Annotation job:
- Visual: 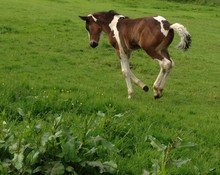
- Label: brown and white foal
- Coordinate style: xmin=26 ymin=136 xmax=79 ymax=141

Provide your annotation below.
xmin=79 ymin=10 xmax=191 ymax=99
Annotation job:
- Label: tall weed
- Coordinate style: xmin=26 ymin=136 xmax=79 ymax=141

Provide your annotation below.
xmin=0 ymin=115 xmax=118 ymax=174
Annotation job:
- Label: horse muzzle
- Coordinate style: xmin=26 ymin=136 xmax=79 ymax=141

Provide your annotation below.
xmin=90 ymin=41 xmax=98 ymax=48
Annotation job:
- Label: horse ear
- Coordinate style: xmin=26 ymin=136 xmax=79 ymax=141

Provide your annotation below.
xmin=79 ymin=16 xmax=89 ymax=21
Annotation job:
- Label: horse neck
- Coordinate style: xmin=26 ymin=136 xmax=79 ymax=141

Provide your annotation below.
xmin=95 ymin=14 xmax=115 ymax=34
xmin=98 ymin=20 xmax=112 ymax=34
xmin=99 ymin=15 xmax=127 ymax=35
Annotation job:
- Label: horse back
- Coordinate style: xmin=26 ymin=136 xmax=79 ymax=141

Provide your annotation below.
xmin=117 ymin=17 xmax=174 ymax=52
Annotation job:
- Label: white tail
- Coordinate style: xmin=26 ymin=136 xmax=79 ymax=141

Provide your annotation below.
xmin=170 ymin=23 xmax=191 ymax=51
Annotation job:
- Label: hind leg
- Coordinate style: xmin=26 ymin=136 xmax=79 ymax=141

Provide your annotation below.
xmin=145 ymin=49 xmax=174 ymax=98
xmin=154 ymin=57 xmax=173 ymax=98
xmin=159 ymin=49 xmax=174 ymax=87
xmin=154 ymin=49 xmax=174 ymax=98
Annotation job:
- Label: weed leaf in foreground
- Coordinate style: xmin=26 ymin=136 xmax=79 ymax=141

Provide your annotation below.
xmin=148 ymin=135 xmax=166 ymax=151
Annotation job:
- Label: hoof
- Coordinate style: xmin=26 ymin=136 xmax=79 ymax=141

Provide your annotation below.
xmin=143 ymin=85 xmax=149 ymax=92
xmin=153 ymin=86 xmax=163 ymax=99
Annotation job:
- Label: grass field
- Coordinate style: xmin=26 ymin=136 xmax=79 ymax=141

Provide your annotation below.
xmin=0 ymin=0 xmax=219 ymax=174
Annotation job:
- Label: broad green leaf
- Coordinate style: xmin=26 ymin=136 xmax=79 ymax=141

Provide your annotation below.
xmin=3 ymin=130 xmax=14 ymax=143
xmin=33 ymin=166 xmax=42 ymax=173
xmin=90 ymin=135 xmax=102 ymax=144
xmin=0 ymin=140 xmax=5 ymax=144
xmin=26 ymin=150 xmax=40 ymax=165
xmin=84 ymin=147 xmax=97 ymax=157
xmin=17 ymin=108 xmax=25 ymax=117
xmin=175 ymin=141 xmax=197 ymax=149
xmin=32 ymin=151 xmax=40 ymax=163
xmin=151 ymin=159 xmax=160 ymax=175
xmin=66 ymin=166 xmax=78 ymax=174
xmin=172 ymin=158 xmax=191 ymax=167
xmin=209 ymin=167 xmax=216 ymax=172
xmin=90 ymin=135 xmax=119 ymax=152
xmin=55 ymin=130 xmax=62 ymax=138
xmin=50 ymin=162 xmax=64 ymax=175
xmin=86 ymin=161 xmax=104 ymax=173
xmin=143 ymin=169 xmax=150 ymax=175
xmin=66 ymin=166 xmax=74 ymax=173
xmin=53 ymin=116 xmax=62 ymax=129
xmin=97 ymin=111 xmax=105 ymax=117
xmin=114 ymin=113 xmax=124 ymax=117
xmin=34 ymin=124 xmax=42 ymax=133
xmin=148 ymin=136 xmax=166 ymax=151
xmin=41 ymin=132 xmax=50 ymax=146
xmin=103 ymin=161 xmax=117 ymax=174
xmin=63 ymin=138 xmax=81 ymax=163
xmin=86 ymin=160 xmax=117 ymax=174
xmin=12 ymin=152 xmax=24 ymax=170
xmin=101 ymin=138 xmax=119 ymax=152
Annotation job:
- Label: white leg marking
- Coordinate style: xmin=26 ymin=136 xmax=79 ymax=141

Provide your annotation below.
xmin=154 ymin=58 xmax=173 ymax=97
xmin=159 ymin=58 xmax=172 ymax=89
xmin=153 ymin=16 xmax=169 ymax=37
xmin=154 ymin=64 xmax=163 ymax=88
xmin=120 ymin=57 xmax=133 ymax=99
xmin=130 ymin=72 xmax=146 ymax=89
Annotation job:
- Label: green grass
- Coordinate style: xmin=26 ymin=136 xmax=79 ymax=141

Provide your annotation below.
xmin=167 ymin=0 xmax=220 ymax=6
xmin=0 ymin=0 xmax=220 ymax=174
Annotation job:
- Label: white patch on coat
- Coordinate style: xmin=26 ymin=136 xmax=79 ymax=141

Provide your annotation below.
xmin=158 ymin=57 xmax=172 ymax=70
xmin=153 ymin=16 xmax=169 ymax=37
xmin=109 ymin=15 xmax=135 ymax=98
xmin=88 ymin=14 xmax=97 ymax=22
xmin=109 ymin=15 xmax=125 ymax=57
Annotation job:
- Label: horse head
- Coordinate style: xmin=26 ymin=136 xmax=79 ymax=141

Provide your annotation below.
xmin=79 ymin=15 xmax=102 ymax=48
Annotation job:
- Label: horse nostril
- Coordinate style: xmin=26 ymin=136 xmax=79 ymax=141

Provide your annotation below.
xmin=90 ymin=41 xmax=98 ymax=48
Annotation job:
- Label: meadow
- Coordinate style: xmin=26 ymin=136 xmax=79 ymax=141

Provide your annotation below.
xmin=0 ymin=0 xmax=219 ymax=174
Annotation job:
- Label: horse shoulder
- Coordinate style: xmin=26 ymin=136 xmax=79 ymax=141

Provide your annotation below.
xmin=108 ymin=32 xmax=119 ymax=50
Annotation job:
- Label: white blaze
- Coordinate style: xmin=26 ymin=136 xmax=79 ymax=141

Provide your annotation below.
xmin=153 ymin=16 xmax=169 ymax=37
xmin=88 ymin=14 xmax=97 ymax=22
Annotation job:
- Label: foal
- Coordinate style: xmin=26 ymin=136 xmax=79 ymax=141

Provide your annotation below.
xmin=79 ymin=10 xmax=191 ymax=99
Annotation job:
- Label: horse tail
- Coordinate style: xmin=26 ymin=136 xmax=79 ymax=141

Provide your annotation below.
xmin=170 ymin=23 xmax=191 ymax=51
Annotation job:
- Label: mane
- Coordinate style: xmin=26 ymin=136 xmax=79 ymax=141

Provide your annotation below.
xmin=93 ymin=10 xmax=128 ymax=23
xmin=93 ymin=10 xmax=120 ymax=16
xmin=108 ymin=10 xmax=120 ymax=15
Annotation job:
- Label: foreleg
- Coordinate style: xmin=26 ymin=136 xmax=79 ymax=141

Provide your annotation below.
xmin=120 ymin=57 xmax=133 ymax=99
xmin=129 ymin=71 xmax=149 ymax=92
